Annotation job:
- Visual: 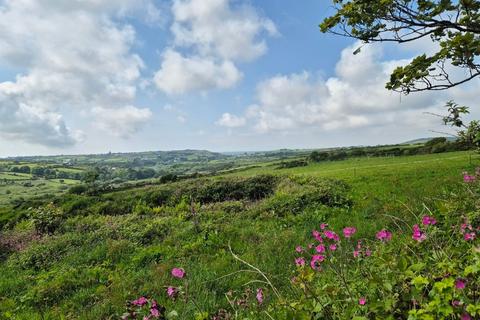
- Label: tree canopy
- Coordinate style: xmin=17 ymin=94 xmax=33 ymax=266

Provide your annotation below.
xmin=320 ymin=0 xmax=480 ymax=94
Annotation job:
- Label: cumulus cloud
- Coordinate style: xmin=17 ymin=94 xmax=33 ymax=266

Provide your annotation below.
xmin=92 ymin=106 xmax=152 ymax=138
xmin=154 ymin=0 xmax=277 ymax=95
xmin=154 ymin=49 xmax=242 ymax=95
xmin=216 ymin=113 xmax=246 ymax=128
xmin=0 ymin=0 xmax=159 ymax=147
xmin=229 ymin=42 xmax=463 ymax=133
xmin=171 ymin=0 xmax=278 ymax=62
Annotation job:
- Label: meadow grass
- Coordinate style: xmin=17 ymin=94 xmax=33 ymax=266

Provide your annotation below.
xmin=0 ymin=151 xmax=478 ymax=319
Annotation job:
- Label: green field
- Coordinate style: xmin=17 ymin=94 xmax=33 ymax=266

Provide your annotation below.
xmin=0 ymin=150 xmax=478 ymax=319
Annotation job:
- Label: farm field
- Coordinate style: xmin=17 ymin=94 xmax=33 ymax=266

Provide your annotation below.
xmin=1 ymin=150 xmax=478 ymax=319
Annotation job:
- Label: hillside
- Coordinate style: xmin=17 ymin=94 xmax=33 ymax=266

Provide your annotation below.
xmin=1 ymin=151 xmax=479 ymax=319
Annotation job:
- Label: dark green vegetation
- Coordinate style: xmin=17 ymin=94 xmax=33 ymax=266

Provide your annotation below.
xmin=0 ymin=149 xmax=479 ymax=318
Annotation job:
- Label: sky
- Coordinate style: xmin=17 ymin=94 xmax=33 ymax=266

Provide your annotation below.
xmin=0 ymin=0 xmax=479 ymax=157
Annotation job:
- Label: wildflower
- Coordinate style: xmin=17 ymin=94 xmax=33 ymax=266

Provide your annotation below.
xmin=365 ymin=249 xmax=372 ymax=256
xmin=356 ymin=240 xmax=362 ymax=250
xmin=315 ymin=244 xmax=325 ymax=253
xmin=329 ymin=244 xmax=337 ymax=251
xmin=464 ymin=232 xmax=476 ymax=241
xmin=343 ymin=227 xmax=357 ymax=238
xmin=324 ymin=230 xmax=339 ymax=241
xmin=312 ymin=230 xmax=323 ymax=242
xmin=143 ymin=317 xmax=150 ymax=320
xmin=461 ymin=313 xmax=472 ymax=320
xmin=412 ymin=224 xmax=426 ymax=242
xmin=295 ymin=246 xmax=304 ymax=253
xmin=463 ymin=173 xmax=476 ymax=183
xmin=295 ymin=257 xmax=305 ymax=267
xmin=150 ymin=307 xmax=161 ymax=318
xmin=171 ymin=268 xmax=185 ymax=279
xmin=452 ymin=300 xmax=462 ymax=307
xmin=422 ymin=216 xmax=437 ymax=226
xmin=376 ymin=229 xmax=392 ymax=242
xmin=353 ymin=250 xmax=360 ymax=258
xmin=310 ymin=254 xmax=324 ymax=270
xmin=455 ymin=279 xmax=466 ymax=290
xmin=359 ymin=297 xmax=366 ymax=305
xmin=166 ymin=286 xmax=177 ymax=298
xmin=256 ymin=288 xmax=264 ymax=304
xmin=320 ymin=223 xmax=328 ymax=230
xmin=132 ymin=296 xmax=148 ymax=306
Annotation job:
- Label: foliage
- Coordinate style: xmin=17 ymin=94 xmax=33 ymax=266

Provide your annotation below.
xmin=29 ymin=203 xmax=65 ymax=235
xmin=320 ymin=0 xmax=480 ymax=93
xmin=0 ymin=152 xmax=479 ymax=318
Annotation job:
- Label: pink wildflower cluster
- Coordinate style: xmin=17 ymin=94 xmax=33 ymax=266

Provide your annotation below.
xmin=343 ymin=227 xmax=357 ymax=238
xmin=123 ymin=297 xmax=164 ymax=320
xmin=460 ymin=220 xmax=477 ymax=241
xmin=463 ymin=172 xmax=476 ymax=183
xmin=166 ymin=267 xmax=186 ymax=300
xmin=295 ymin=223 xmax=345 ymax=271
xmin=353 ymin=240 xmax=371 ymax=258
xmin=376 ymin=229 xmax=392 ymax=242
xmin=422 ymin=215 xmax=437 ymax=226
xmin=412 ymin=224 xmax=427 ymax=242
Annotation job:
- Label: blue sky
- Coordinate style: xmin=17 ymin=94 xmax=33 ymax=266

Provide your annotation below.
xmin=0 ymin=0 xmax=477 ymax=157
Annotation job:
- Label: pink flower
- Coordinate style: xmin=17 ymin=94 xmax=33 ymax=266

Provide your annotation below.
xmin=166 ymin=286 xmax=177 ymax=298
xmin=455 ymin=279 xmax=466 ymax=290
xmin=359 ymin=297 xmax=366 ymax=305
xmin=295 ymin=257 xmax=306 ymax=266
xmin=171 ymin=268 xmax=185 ymax=279
xmin=461 ymin=313 xmax=472 ymax=320
xmin=365 ymin=249 xmax=372 ymax=256
xmin=422 ymin=216 xmax=437 ymax=226
xmin=144 ymin=317 xmax=150 ymax=320
xmin=343 ymin=227 xmax=357 ymax=238
xmin=376 ymin=229 xmax=392 ymax=242
xmin=464 ymin=232 xmax=476 ymax=241
xmin=412 ymin=224 xmax=426 ymax=242
xmin=320 ymin=223 xmax=328 ymax=230
xmin=295 ymin=246 xmax=304 ymax=253
xmin=329 ymin=244 xmax=337 ymax=251
xmin=310 ymin=254 xmax=324 ymax=270
xmin=132 ymin=296 xmax=148 ymax=306
xmin=356 ymin=240 xmax=362 ymax=250
xmin=150 ymin=307 xmax=160 ymax=318
xmin=324 ymin=230 xmax=339 ymax=241
xmin=452 ymin=300 xmax=462 ymax=307
xmin=353 ymin=250 xmax=360 ymax=258
xmin=463 ymin=173 xmax=476 ymax=183
xmin=315 ymin=244 xmax=325 ymax=253
xmin=312 ymin=230 xmax=323 ymax=242
xmin=256 ymin=288 xmax=264 ymax=304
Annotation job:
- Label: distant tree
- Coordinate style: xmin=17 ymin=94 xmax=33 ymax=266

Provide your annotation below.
xmin=19 ymin=166 xmax=31 ymax=174
xmin=425 ymin=137 xmax=448 ymax=147
xmin=321 ymin=0 xmax=480 ymax=94
xmin=309 ymin=151 xmax=330 ymax=162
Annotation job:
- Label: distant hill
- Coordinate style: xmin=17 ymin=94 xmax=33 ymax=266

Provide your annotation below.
xmin=403 ymin=137 xmax=457 ymax=144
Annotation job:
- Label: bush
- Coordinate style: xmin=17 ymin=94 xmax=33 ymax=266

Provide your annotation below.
xmin=29 ymin=203 xmax=65 ymax=235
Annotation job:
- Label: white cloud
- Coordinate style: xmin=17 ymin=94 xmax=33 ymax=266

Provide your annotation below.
xmin=0 ymin=0 xmax=159 ymax=147
xmin=238 ymin=42 xmax=458 ymax=133
xmin=153 ymin=49 xmax=242 ymax=95
xmin=154 ymin=0 xmax=277 ymax=95
xmin=171 ymin=0 xmax=278 ymax=62
xmin=92 ymin=106 xmax=152 ymax=138
xmin=216 ymin=113 xmax=246 ymax=128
